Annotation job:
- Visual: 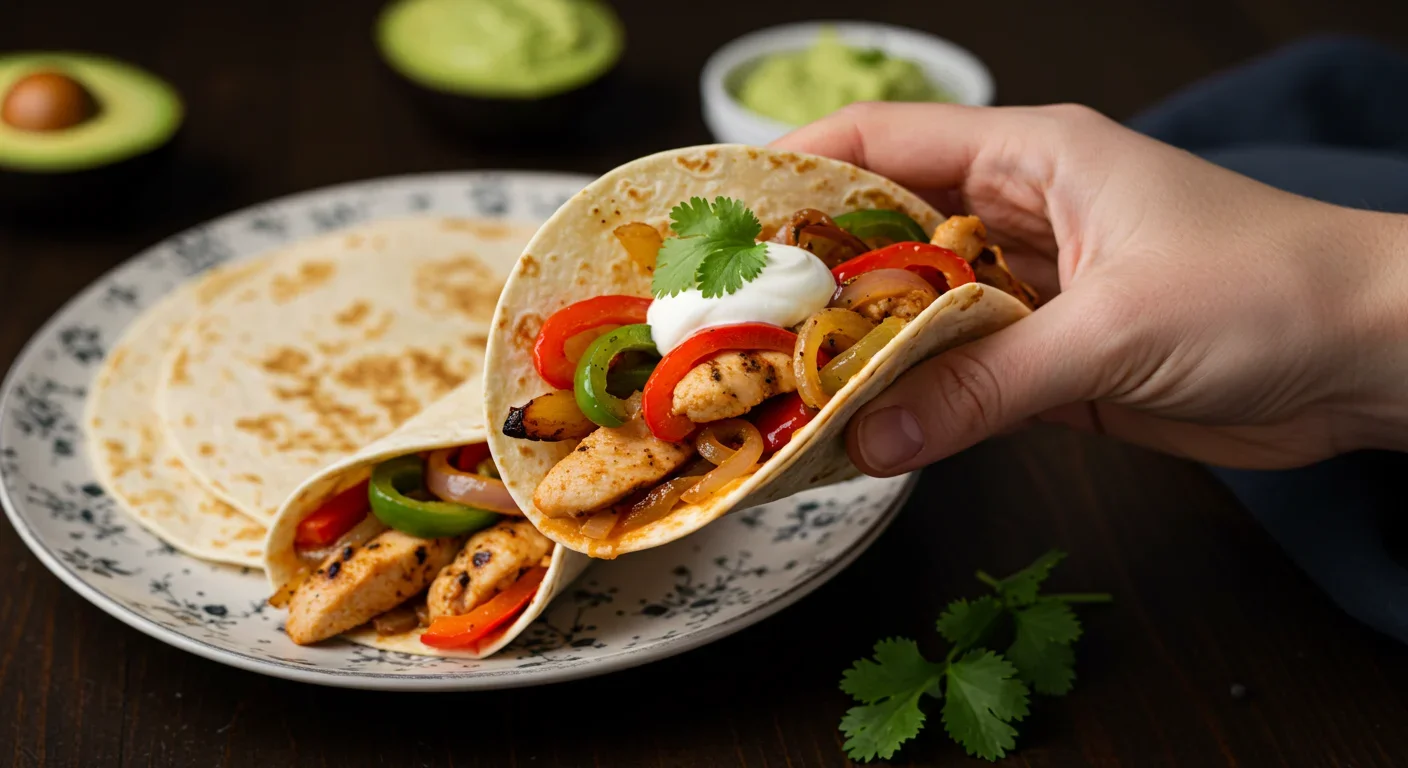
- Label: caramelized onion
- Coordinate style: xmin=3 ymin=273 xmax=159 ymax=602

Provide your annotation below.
xmin=831 ymin=268 xmax=939 ymax=314
xmin=683 ymin=420 xmax=763 ymax=503
xmin=779 ymin=208 xmax=835 ymax=244
xmin=426 ymin=448 xmax=522 ymax=515
xmin=797 ymin=224 xmax=870 ymax=268
xmin=579 ymin=509 xmax=620 ymax=539
xmin=614 ymin=222 xmax=664 ymax=273
xmin=819 ymin=316 xmax=906 ymax=395
xmin=792 ymin=308 xmax=876 ymax=409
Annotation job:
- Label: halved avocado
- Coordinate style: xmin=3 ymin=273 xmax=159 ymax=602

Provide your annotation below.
xmin=0 ymin=52 xmax=183 ymax=223
xmin=374 ymin=0 xmax=624 ymax=143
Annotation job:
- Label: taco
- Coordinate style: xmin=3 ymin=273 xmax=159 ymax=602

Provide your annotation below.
xmin=264 ymin=377 xmax=589 ymax=656
xmin=484 ymin=145 xmax=1037 ymax=559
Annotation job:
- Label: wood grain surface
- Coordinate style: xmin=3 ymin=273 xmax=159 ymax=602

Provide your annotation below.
xmin=2 ymin=0 xmax=1407 ymax=765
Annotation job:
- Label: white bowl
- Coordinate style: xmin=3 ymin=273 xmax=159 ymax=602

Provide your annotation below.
xmin=701 ymin=21 xmax=995 ymax=146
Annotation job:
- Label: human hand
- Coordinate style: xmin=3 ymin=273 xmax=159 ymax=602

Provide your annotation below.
xmin=772 ymin=102 xmax=1408 ymax=473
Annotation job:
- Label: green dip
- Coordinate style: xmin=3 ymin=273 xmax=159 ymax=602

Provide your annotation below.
xmin=376 ymin=0 xmax=623 ymax=98
xmin=736 ymin=28 xmax=953 ymax=126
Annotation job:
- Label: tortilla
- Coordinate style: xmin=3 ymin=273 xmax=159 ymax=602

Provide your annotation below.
xmin=84 ymin=261 xmax=273 ymax=568
xmin=484 ymin=144 xmax=1033 ymax=558
xmin=158 ymin=216 xmax=535 ymax=521
xmin=265 ymin=377 xmax=590 ymax=658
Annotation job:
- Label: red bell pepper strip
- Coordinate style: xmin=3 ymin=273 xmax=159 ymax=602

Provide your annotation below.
xmin=642 ymin=323 xmax=800 ymax=443
xmin=420 ymin=566 xmax=548 ymax=649
xmin=294 ymin=480 xmax=370 ymax=548
xmin=831 ymin=242 xmax=975 ymax=292
xmin=454 ymin=442 xmax=491 ymax=472
xmin=750 ymin=393 xmax=818 ymax=454
xmin=533 ymin=296 xmax=653 ymax=389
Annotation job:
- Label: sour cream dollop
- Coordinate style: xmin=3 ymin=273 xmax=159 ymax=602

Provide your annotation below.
xmin=647 ymin=242 xmax=836 ymax=354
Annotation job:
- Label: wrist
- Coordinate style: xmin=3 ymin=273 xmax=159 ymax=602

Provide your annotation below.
xmin=1332 ymin=208 xmax=1408 ymax=453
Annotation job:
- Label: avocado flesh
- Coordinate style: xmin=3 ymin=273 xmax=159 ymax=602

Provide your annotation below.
xmin=0 ymin=52 xmax=182 ymax=173
xmin=375 ymin=0 xmax=623 ymax=99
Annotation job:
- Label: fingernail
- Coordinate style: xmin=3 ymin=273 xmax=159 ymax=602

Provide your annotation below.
xmin=857 ymin=406 xmax=925 ymax=471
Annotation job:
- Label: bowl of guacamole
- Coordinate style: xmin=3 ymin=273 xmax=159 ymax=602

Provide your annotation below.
xmin=376 ymin=0 xmax=625 ymax=141
xmin=702 ymin=22 xmax=993 ymax=146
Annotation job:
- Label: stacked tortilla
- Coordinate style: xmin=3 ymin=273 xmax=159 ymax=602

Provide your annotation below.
xmin=85 ymin=216 xmax=532 ymax=568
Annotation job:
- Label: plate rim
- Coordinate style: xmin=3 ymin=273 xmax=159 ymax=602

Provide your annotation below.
xmin=0 ymin=170 xmax=913 ymax=691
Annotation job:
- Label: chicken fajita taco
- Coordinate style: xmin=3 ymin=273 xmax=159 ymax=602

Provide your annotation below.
xmin=484 ymin=145 xmax=1037 ymax=559
xmin=264 ymin=377 xmax=590 ymax=657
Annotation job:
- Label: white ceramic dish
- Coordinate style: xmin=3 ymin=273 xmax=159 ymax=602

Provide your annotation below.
xmin=0 ymin=170 xmax=915 ymax=691
xmin=702 ymin=20 xmax=995 ymax=146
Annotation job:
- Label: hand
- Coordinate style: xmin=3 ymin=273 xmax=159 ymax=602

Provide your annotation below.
xmin=772 ymin=103 xmax=1408 ymax=473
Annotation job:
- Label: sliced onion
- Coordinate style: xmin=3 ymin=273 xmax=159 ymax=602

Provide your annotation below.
xmin=614 ymin=222 xmax=664 ymax=273
xmin=564 ymin=324 xmax=619 ymax=364
xmin=797 ymin=224 xmax=870 ymax=268
xmin=792 ymin=308 xmax=876 ymax=409
xmin=426 ymin=448 xmax=523 ymax=515
xmin=831 ymin=268 xmax=939 ymax=314
xmin=579 ymin=509 xmax=620 ymax=539
xmin=819 ymin=316 xmax=906 ymax=395
xmin=683 ymin=420 xmax=764 ymax=504
xmin=780 ymin=209 xmax=836 ymax=245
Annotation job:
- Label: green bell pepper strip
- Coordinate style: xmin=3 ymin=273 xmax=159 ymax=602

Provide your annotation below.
xmin=574 ymin=323 xmax=659 ymax=428
xmin=368 ymin=455 xmax=500 ymax=538
xmin=833 ymin=210 xmax=928 ymax=248
xmin=607 ymin=357 xmax=659 ymax=398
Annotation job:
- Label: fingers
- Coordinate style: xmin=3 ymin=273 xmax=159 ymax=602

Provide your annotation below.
xmin=845 ymin=288 xmax=1118 ymax=476
xmin=770 ymin=102 xmax=996 ymax=192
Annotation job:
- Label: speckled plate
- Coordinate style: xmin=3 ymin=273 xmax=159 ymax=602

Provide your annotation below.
xmin=0 ymin=171 xmax=913 ymax=691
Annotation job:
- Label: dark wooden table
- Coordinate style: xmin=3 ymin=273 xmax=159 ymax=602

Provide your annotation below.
xmin=3 ymin=1 xmax=1408 ymax=765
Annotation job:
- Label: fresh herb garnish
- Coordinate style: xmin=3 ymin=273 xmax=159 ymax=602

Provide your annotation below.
xmin=839 ymin=550 xmax=1111 ymax=762
xmin=651 ymin=196 xmax=769 ymax=299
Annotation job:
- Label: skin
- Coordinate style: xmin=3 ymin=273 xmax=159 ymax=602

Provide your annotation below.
xmin=772 ymin=102 xmax=1408 ymax=474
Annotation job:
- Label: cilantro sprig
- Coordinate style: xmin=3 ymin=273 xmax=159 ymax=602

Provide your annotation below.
xmin=839 ymin=550 xmax=1111 ymax=762
xmin=651 ymin=196 xmax=769 ymax=299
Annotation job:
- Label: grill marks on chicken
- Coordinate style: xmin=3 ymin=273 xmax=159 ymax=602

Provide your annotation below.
xmin=671 ymin=351 xmax=796 ymax=423
xmin=427 ymin=520 xmax=552 ymax=621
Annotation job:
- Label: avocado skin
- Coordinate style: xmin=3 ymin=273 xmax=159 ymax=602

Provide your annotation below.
xmin=0 ymin=135 xmax=178 ymax=229
xmin=383 ymin=57 xmax=622 ymax=146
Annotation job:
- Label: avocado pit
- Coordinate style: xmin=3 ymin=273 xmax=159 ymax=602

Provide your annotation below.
xmin=2 ymin=70 xmax=98 ymax=132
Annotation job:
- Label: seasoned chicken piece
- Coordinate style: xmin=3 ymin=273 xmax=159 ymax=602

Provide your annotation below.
xmin=285 ymin=530 xmax=461 ymax=645
xmin=427 ymin=520 xmax=553 ymax=621
xmin=930 ymin=215 xmax=987 ymax=262
xmin=973 ymin=246 xmax=1039 ymax=309
xmin=533 ymin=414 xmax=694 ymax=518
xmin=671 ymin=351 xmax=796 ymax=423
xmin=856 ymin=293 xmax=930 ymax=323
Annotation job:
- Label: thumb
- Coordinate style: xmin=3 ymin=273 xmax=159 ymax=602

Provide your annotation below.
xmin=845 ymin=288 xmax=1125 ymax=475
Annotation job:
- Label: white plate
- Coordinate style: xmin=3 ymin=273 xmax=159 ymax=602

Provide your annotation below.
xmin=0 ymin=171 xmax=914 ymax=691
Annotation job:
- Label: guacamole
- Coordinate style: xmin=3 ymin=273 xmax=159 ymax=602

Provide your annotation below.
xmin=736 ymin=29 xmax=953 ymax=126
xmin=376 ymin=0 xmax=623 ymax=99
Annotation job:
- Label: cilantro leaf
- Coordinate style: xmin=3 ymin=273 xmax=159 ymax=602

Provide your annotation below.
xmin=841 ymin=638 xmax=944 ymax=703
xmin=942 ymin=651 xmax=1031 ymax=761
xmin=839 ymin=639 xmax=944 ymax=761
xmin=650 ymin=196 xmax=768 ymax=298
xmin=936 ymin=597 xmax=1004 ymax=651
xmin=997 ymin=549 xmax=1066 ymax=606
xmin=1008 ymin=600 xmax=1082 ymax=695
xmin=841 ymin=692 xmax=930 ymax=762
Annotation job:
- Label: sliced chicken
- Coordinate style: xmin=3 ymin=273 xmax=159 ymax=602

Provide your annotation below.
xmin=973 ymin=247 xmax=1039 ymax=310
xmin=856 ymin=293 xmax=930 ymax=323
xmin=285 ymin=530 xmax=462 ymax=645
xmin=930 ymin=215 xmax=987 ymax=262
xmin=426 ymin=520 xmax=552 ymax=621
xmin=671 ymin=351 xmax=796 ymax=423
xmin=533 ymin=414 xmax=694 ymax=518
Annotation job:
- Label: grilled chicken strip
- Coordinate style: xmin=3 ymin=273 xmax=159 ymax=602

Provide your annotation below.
xmin=533 ymin=413 xmax=694 ymax=518
xmin=286 ymin=530 xmax=462 ymax=645
xmin=930 ymin=215 xmax=986 ymax=262
xmin=426 ymin=520 xmax=553 ymax=621
xmin=856 ymin=293 xmax=929 ymax=323
xmin=671 ymin=351 xmax=796 ymax=423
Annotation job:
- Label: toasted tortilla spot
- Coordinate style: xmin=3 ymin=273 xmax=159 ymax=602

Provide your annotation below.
xmin=794 ymin=158 xmax=817 ymax=173
xmin=335 ymin=300 xmax=372 ymax=326
xmin=261 ymin=347 xmax=311 ymax=375
xmin=414 ymin=255 xmax=501 ymax=320
xmin=237 ymin=473 xmax=263 ymax=485
xmin=959 ymin=285 xmax=984 ymax=311
xmin=512 ymin=312 xmax=544 ymax=351
xmin=168 ymin=348 xmax=191 ymax=386
xmin=407 ymin=349 xmax=465 ymax=394
xmin=182 ymin=414 xmax=196 ymax=427
xmin=344 ymin=233 xmax=365 ymax=249
xmin=198 ymin=443 xmax=216 ymax=457
xmin=317 ymin=340 xmax=350 ymax=356
xmin=363 ymin=311 xmax=395 ymax=341
xmin=270 ymin=261 xmax=336 ymax=303
xmin=442 ymin=219 xmax=513 ymax=239
xmin=520 ymin=255 xmax=541 ymax=278
xmin=463 ymin=332 xmax=489 ymax=348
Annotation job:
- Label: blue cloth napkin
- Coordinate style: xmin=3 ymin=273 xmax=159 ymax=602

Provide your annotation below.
xmin=1126 ymin=35 xmax=1408 ymax=643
